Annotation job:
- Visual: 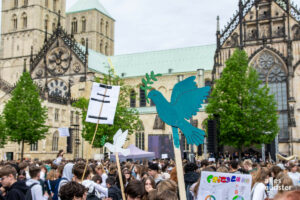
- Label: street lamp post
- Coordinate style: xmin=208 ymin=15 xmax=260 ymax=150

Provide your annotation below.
xmin=197 ymin=69 xmax=206 ymax=159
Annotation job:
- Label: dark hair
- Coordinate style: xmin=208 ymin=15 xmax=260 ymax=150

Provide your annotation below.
xmin=18 ymin=169 xmax=26 ymax=179
xmin=148 ymin=163 xmax=159 ymax=171
xmin=125 ymin=180 xmax=145 ymax=199
xmin=0 ymin=165 xmax=17 ymax=179
xmin=59 ymin=181 xmax=86 ymax=200
xmin=143 ymin=176 xmax=156 ymax=190
xmin=200 ymin=160 xmax=209 ymax=167
xmin=29 ymin=164 xmax=41 ymax=178
xmin=106 ymin=176 xmax=116 ymax=186
xmin=184 ymin=163 xmax=198 ymax=173
xmin=18 ymin=162 xmax=28 ymax=170
xmin=270 ymin=166 xmax=282 ymax=178
xmin=57 ymin=150 xmax=64 ymax=158
xmin=230 ymin=160 xmax=239 ymax=170
xmin=72 ymin=162 xmax=90 ymax=180
xmin=92 ymin=174 xmax=102 ymax=184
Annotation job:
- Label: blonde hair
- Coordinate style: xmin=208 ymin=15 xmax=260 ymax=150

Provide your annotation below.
xmin=217 ymin=166 xmax=229 ymax=173
xmin=47 ymin=169 xmax=58 ymax=181
xmin=243 ymin=159 xmax=253 ymax=167
xmin=157 ymin=180 xmax=177 ymax=194
xmin=276 ymin=173 xmax=294 ymax=194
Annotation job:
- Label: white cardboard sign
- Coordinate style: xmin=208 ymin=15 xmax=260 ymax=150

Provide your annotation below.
xmin=86 ymin=83 xmax=120 ymax=125
xmin=197 ymin=171 xmax=252 ymax=200
xmin=58 ymin=127 xmax=70 ymax=137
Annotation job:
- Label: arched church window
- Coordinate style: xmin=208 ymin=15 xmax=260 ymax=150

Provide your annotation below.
xmin=53 ymin=0 xmax=57 ymax=12
xmin=100 ymin=19 xmax=104 ymax=33
xmin=130 ymin=90 xmax=136 ymax=108
xmin=105 ymin=21 xmax=109 ymax=36
xmin=52 ymin=131 xmax=59 ymax=151
xmin=52 ymin=18 xmax=57 ymax=32
xmin=105 ymin=43 xmax=108 ymax=55
xmin=72 ymin=18 xmax=78 ymax=34
xmin=140 ymin=86 xmax=146 ymax=107
xmin=44 ymin=15 xmax=49 ymax=31
xmin=12 ymin=14 xmax=17 ymax=30
xmin=100 ymin=40 xmax=103 ymax=53
xmin=22 ymin=13 xmax=27 ymax=29
xmin=14 ymin=0 xmax=18 ymax=8
xmin=135 ymin=121 xmax=145 ymax=150
xmin=23 ymin=0 xmax=28 ymax=6
xmin=251 ymin=51 xmax=288 ymax=139
xmin=45 ymin=0 xmax=48 ymax=8
xmin=82 ymin=17 xmax=86 ymax=32
xmin=81 ymin=38 xmax=85 ymax=46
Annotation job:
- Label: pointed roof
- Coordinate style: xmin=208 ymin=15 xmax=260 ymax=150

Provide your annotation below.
xmin=66 ymin=0 xmax=113 ymax=20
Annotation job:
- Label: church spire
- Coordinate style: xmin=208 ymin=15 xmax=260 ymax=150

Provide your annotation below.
xmin=238 ymin=0 xmax=244 ymax=49
xmin=216 ymin=16 xmax=220 ymax=32
xmin=216 ymin=16 xmax=220 ymax=49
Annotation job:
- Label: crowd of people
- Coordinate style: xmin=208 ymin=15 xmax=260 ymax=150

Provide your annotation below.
xmin=0 ymin=149 xmax=299 ymax=200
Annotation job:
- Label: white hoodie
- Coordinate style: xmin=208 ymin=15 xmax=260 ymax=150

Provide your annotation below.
xmin=26 ymin=179 xmax=48 ymax=200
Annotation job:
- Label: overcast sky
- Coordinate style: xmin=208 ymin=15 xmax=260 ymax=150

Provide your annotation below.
xmin=2 ymin=0 xmax=300 ymax=55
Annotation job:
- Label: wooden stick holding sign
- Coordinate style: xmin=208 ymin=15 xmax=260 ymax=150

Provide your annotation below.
xmin=141 ymin=71 xmax=210 ymax=200
xmin=104 ymin=129 xmax=130 ymax=200
xmin=82 ymin=83 xmax=120 ymax=181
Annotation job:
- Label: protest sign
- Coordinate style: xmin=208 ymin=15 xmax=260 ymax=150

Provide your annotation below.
xmin=58 ymin=127 xmax=70 ymax=137
xmin=86 ymin=83 xmax=120 ymax=124
xmin=197 ymin=171 xmax=252 ymax=200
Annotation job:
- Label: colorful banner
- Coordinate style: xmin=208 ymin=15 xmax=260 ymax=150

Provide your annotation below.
xmin=197 ymin=171 xmax=252 ymax=200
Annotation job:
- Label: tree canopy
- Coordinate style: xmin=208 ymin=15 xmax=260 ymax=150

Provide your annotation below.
xmin=206 ymin=49 xmax=279 ymax=151
xmin=73 ymin=70 xmax=141 ymax=147
xmin=3 ymin=72 xmax=48 ymax=160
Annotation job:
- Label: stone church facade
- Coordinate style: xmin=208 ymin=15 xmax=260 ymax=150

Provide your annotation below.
xmin=0 ymin=0 xmax=214 ymax=161
xmin=0 ymin=0 xmax=115 ymax=160
xmin=213 ymin=0 xmax=300 ymax=157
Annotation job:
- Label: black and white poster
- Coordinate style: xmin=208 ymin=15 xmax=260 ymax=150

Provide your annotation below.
xmin=86 ymin=83 xmax=120 ymax=125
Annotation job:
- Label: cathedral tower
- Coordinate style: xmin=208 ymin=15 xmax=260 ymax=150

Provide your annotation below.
xmin=0 ymin=0 xmax=66 ymax=84
xmin=66 ymin=0 xmax=115 ymax=56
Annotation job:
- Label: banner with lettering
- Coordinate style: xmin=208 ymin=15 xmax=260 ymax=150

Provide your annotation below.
xmin=197 ymin=171 xmax=252 ymax=200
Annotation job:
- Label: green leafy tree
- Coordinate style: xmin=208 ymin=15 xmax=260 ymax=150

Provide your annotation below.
xmin=3 ymin=72 xmax=48 ymax=161
xmin=73 ymin=69 xmax=141 ymax=147
xmin=206 ymin=49 xmax=279 ymax=157
xmin=0 ymin=115 xmax=7 ymax=147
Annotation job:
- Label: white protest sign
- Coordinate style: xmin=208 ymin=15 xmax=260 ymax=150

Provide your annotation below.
xmin=197 ymin=171 xmax=252 ymax=200
xmin=162 ymin=154 xmax=168 ymax=159
xmin=58 ymin=127 xmax=70 ymax=137
xmin=86 ymin=83 xmax=120 ymax=125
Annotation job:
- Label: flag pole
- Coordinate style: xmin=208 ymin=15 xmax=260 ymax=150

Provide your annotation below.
xmin=115 ymin=152 xmax=126 ymax=200
xmin=81 ymin=88 xmax=107 ymax=181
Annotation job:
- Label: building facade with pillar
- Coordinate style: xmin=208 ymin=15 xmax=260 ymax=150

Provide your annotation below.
xmin=213 ymin=0 xmax=300 ymax=157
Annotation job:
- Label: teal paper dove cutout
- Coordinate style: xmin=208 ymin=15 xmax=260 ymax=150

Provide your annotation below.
xmin=148 ymin=76 xmax=210 ymax=148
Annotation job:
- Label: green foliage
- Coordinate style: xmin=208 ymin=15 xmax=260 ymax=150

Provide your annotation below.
xmin=72 ymin=69 xmax=141 ymax=148
xmin=206 ymin=49 xmax=279 ymax=151
xmin=0 ymin=115 xmax=7 ymax=148
xmin=141 ymin=71 xmax=162 ymax=103
xmin=3 ymin=72 xmax=49 ymax=159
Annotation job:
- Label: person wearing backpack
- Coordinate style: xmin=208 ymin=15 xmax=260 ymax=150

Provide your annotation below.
xmin=0 ymin=165 xmax=28 ymax=200
xmin=54 ymin=163 xmax=74 ymax=200
xmin=25 ymin=164 xmax=48 ymax=200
